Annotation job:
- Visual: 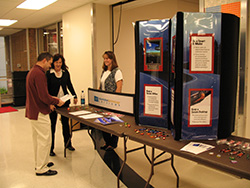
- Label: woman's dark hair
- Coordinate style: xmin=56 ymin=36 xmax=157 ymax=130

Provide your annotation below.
xmin=102 ymin=51 xmax=118 ymax=71
xmin=51 ymin=54 xmax=68 ymax=70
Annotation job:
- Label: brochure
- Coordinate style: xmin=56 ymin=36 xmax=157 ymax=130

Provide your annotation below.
xmin=95 ymin=116 xmax=124 ymax=125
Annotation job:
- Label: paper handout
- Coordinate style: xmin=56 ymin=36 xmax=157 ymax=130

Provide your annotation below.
xmin=180 ymin=142 xmax=215 ymax=155
xmin=60 ymin=94 xmax=74 ymax=102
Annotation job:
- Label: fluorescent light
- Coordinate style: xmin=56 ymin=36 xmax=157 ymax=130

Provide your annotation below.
xmin=0 ymin=19 xmax=17 ymax=26
xmin=17 ymin=0 xmax=57 ymax=10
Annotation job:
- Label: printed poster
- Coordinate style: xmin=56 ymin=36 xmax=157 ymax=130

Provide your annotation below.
xmin=144 ymin=85 xmax=163 ymax=117
xmin=188 ymin=89 xmax=213 ymax=127
xmin=189 ymin=34 xmax=214 ymax=73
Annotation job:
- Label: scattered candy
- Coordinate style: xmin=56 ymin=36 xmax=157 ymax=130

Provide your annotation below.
xmin=227 ymin=140 xmax=236 ymax=146
xmin=229 ymin=150 xmax=239 ymax=155
xmin=233 ymin=141 xmax=242 ymax=147
xmin=237 ymin=152 xmax=245 ymax=158
xmin=229 ymin=157 xmax=235 ymax=160
xmin=216 ymin=154 xmax=221 ymax=158
xmin=132 ymin=127 xmax=168 ymax=140
xmin=216 ymin=139 xmax=228 ymax=145
xmin=242 ymin=142 xmax=250 ymax=150
xmin=231 ymin=160 xmax=238 ymax=164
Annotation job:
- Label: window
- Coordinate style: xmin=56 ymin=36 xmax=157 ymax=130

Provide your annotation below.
xmin=37 ymin=22 xmax=63 ymax=55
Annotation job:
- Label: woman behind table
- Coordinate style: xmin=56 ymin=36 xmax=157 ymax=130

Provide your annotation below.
xmin=46 ymin=54 xmax=78 ymax=156
xmin=99 ymin=51 xmax=123 ymax=151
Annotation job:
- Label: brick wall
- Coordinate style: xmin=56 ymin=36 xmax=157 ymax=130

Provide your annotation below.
xmin=10 ymin=29 xmax=37 ymax=71
xmin=28 ymin=28 xmax=37 ymax=69
xmin=11 ymin=30 xmax=28 ymax=71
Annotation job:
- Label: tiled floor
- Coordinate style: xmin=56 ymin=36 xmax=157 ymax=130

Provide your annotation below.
xmin=1 ymin=107 xmax=250 ymax=188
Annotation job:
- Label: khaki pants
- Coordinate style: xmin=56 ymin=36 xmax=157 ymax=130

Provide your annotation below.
xmin=30 ymin=113 xmax=51 ymax=173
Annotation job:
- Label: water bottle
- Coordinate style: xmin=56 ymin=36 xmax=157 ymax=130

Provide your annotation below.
xmin=81 ymin=90 xmax=85 ymax=106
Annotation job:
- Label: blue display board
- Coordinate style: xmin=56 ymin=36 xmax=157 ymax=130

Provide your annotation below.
xmin=170 ymin=12 xmax=239 ymax=140
xmin=135 ymin=19 xmax=170 ymax=128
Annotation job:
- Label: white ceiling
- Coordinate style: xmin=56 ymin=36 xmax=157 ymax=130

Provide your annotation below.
xmin=0 ymin=0 xmax=163 ymax=36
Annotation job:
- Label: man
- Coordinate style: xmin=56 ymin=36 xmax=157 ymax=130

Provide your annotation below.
xmin=25 ymin=52 xmax=64 ymax=176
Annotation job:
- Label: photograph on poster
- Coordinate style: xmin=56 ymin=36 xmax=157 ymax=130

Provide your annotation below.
xmin=144 ymin=37 xmax=163 ymax=71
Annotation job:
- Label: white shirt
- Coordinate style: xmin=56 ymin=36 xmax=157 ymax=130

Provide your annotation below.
xmin=50 ymin=69 xmax=64 ymax=98
xmin=100 ymin=69 xmax=123 ymax=91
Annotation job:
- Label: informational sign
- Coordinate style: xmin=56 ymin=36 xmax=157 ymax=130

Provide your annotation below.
xmin=88 ymin=88 xmax=134 ymax=115
xmin=188 ymin=89 xmax=213 ymax=127
xmin=144 ymin=84 xmax=162 ymax=117
xmin=189 ymin=34 xmax=214 ymax=73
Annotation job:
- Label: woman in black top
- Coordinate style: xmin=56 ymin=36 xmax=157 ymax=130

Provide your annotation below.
xmin=46 ymin=54 xmax=77 ymax=156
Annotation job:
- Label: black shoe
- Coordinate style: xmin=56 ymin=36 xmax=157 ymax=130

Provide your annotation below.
xmin=100 ymin=144 xmax=108 ymax=150
xmin=47 ymin=162 xmax=54 ymax=168
xmin=36 ymin=169 xmax=57 ymax=176
xmin=67 ymin=146 xmax=75 ymax=151
xmin=50 ymin=151 xmax=56 ymax=156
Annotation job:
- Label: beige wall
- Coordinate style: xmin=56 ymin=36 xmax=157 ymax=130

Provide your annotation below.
xmin=63 ymin=4 xmax=93 ymax=104
xmin=94 ymin=4 xmax=111 ymax=89
xmin=112 ymin=0 xmax=199 ymax=94
xmin=63 ymin=3 xmax=110 ymax=104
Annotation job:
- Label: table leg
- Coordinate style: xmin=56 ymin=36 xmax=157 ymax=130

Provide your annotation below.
xmin=64 ymin=118 xmax=79 ymax=158
xmin=64 ymin=118 xmax=73 ymax=158
xmin=171 ymin=154 xmax=179 ymax=188
xmin=143 ymin=146 xmax=179 ymax=188
xmin=117 ymin=136 xmax=128 ymax=188
xmin=144 ymin=147 xmax=155 ymax=188
xmin=87 ymin=127 xmax=96 ymax=149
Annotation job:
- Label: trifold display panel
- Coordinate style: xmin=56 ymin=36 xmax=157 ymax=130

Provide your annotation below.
xmin=135 ymin=19 xmax=170 ymax=128
xmin=170 ymin=12 xmax=239 ymax=140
